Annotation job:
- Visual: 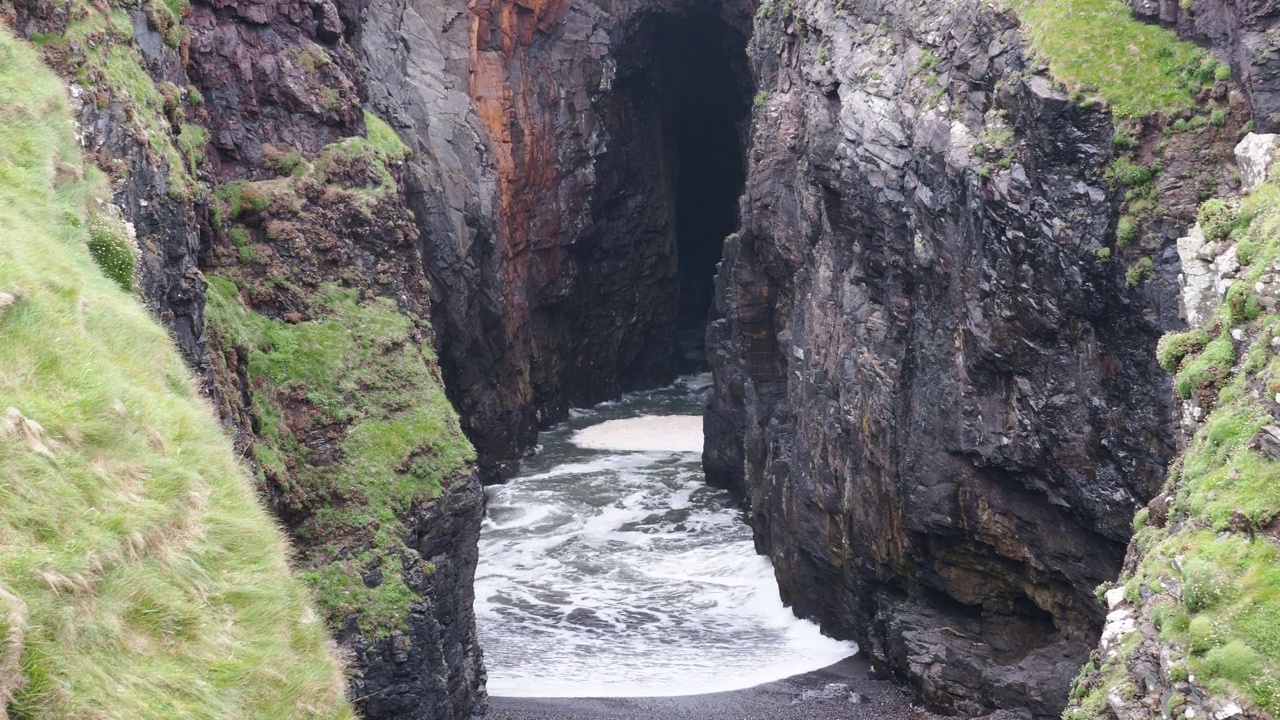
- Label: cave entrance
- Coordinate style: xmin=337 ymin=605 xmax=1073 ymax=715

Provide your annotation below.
xmin=612 ymin=10 xmax=752 ymax=373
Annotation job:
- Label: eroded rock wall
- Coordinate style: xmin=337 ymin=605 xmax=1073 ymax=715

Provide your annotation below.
xmin=356 ymin=0 xmax=753 ymax=480
xmin=705 ymin=3 xmax=1181 ymax=716
xmin=183 ymin=1 xmax=487 ymax=715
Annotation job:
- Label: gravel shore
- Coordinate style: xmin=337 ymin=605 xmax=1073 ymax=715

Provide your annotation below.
xmin=483 ymin=655 xmax=941 ymax=720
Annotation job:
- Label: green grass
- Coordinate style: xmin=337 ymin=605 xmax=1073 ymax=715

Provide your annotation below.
xmin=175 ymin=123 xmax=208 ymax=169
xmin=1174 ymin=335 xmax=1236 ymax=398
xmin=363 ymin=110 xmax=411 ymax=163
xmin=1011 ymin=0 xmax=1215 ymax=118
xmin=0 ymin=28 xmax=354 ymax=719
xmin=204 ymin=277 xmax=475 ymax=637
xmin=1071 ymin=153 xmax=1280 ymax=716
xmin=1158 ymin=328 xmax=1210 ymax=372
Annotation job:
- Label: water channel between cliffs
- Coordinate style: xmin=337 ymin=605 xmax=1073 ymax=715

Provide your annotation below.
xmin=475 ymin=375 xmax=855 ymax=697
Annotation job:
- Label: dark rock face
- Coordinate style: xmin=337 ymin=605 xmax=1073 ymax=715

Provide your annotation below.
xmin=1128 ymin=0 xmax=1280 ymax=131
xmin=184 ymin=0 xmax=365 ymax=178
xmin=337 ymin=476 xmax=488 ymax=719
xmin=356 ymin=0 xmax=754 ymax=481
xmin=706 ymin=3 xmax=1179 ymax=717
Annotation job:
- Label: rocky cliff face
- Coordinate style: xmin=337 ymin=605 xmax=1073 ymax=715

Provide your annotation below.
xmin=186 ymin=1 xmax=487 ymax=714
xmin=352 ymin=0 xmax=1246 ymax=715
xmin=355 ymin=0 xmax=755 ymax=480
xmin=14 ymin=0 xmax=1278 ymax=716
xmin=705 ymin=2 xmax=1189 ymax=716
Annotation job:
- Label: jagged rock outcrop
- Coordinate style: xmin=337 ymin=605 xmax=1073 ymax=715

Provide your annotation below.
xmin=185 ymin=0 xmax=365 ymax=178
xmin=1128 ymin=0 xmax=1280 ymax=131
xmin=705 ymin=2 xmax=1184 ymax=716
xmin=355 ymin=0 xmax=754 ymax=480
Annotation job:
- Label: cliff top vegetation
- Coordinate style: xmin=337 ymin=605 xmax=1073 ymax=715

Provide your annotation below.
xmin=1011 ymin=0 xmax=1227 ymax=118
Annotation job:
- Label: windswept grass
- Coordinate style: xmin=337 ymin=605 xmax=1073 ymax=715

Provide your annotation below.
xmin=1011 ymin=0 xmax=1219 ymax=118
xmin=0 ymin=28 xmax=354 ymax=719
xmin=363 ymin=110 xmax=411 ymax=164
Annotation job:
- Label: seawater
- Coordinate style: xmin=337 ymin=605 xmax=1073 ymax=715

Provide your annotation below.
xmin=474 ymin=374 xmax=856 ymax=698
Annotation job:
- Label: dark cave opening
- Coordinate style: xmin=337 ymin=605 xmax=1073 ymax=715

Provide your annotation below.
xmin=661 ymin=17 xmax=751 ymax=369
xmin=612 ymin=11 xmax=752 ymax=373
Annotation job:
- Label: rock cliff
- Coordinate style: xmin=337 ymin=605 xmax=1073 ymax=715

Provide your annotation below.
xmin=0 ymin=24 xmax=355 ymax=719
xmin=355 ymin=0 xmax=755 ymax=481
xmin=352 ymin=0 xmax=1256 ymax=715
xmin=182 ymin=1 xmax=489 ymax=712
xmin=705 ymin=1 xmax=1219 ymax=716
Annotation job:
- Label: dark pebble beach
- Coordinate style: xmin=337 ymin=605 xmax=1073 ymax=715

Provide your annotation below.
xmin=483 ymin=655 xmax=942 ymax=720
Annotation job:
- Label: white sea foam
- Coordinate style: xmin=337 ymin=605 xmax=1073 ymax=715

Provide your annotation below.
xmin=571 ymin=415 xmax=703 ymax=453
xmin=475 ymin=378 xmax=856 ymax=698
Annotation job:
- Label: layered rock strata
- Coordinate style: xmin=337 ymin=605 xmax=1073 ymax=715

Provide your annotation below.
xmin=705 ymin=2 xmax=1184 ymax=716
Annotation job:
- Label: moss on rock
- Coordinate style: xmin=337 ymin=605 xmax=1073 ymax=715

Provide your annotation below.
xmin=1068 ymin=142 xmax=1280 ymax=719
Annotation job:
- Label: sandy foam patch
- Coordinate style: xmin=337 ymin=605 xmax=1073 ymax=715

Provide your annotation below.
xmin=571 ymin=415 xmax=703 ymax=453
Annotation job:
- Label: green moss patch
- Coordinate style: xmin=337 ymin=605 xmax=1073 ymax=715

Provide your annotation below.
xmin=1174 ymin=335 xmax=1235 ymax=398
xmin=363 ymin=110 xmax=411 ymax=163
xmin=85 ymin=208 xmax=135 ymax=292
xmin=204 ymin=277 xmax=474 ymax=637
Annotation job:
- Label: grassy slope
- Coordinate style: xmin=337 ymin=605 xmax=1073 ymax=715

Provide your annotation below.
xmin=1067 ymin=175 xmax=1280 ymax=717
xmin=1011 ymin=0 xmax=1224 ymax=118
xmin=0 ymin=27 xmax=354 ymax=719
